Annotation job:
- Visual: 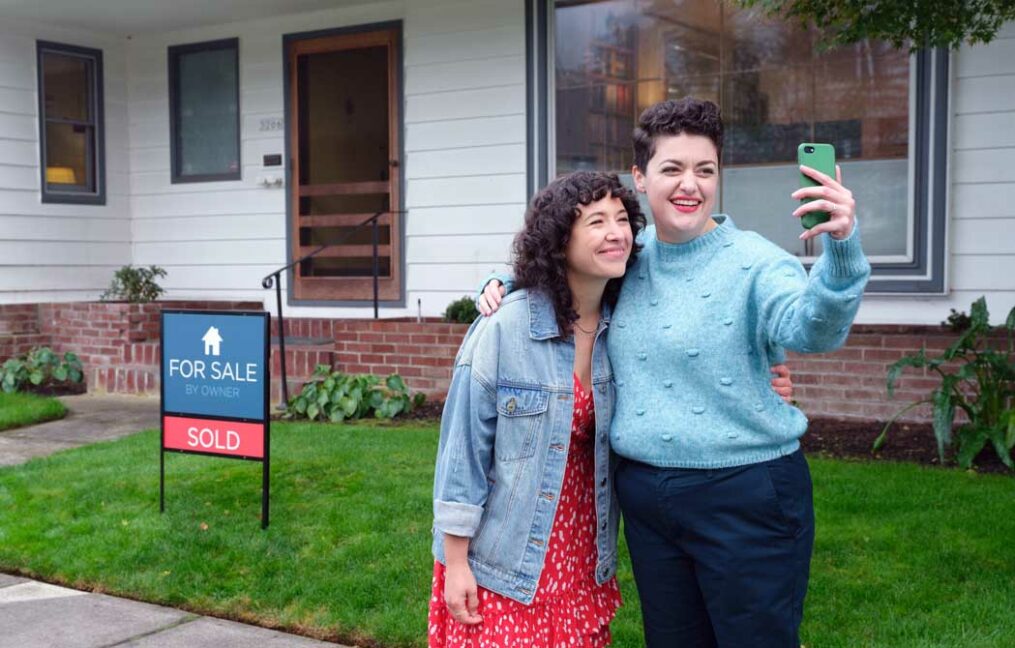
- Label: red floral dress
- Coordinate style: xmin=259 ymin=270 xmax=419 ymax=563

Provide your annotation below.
xmin=428 ymin=374 xmax=622 ymax=647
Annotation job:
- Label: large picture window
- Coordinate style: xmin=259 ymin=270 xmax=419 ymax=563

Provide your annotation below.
xmin=533 ymin=0 xmax=948 ymax=292
xmin=168 ymin=38 xmax=241 ymax=183
xmin=37 ymin=41 xmax=105 ymax=205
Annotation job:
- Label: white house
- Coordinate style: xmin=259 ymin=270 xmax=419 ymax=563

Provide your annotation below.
xmin=0 ymin=0 xmax=1013 ymax=325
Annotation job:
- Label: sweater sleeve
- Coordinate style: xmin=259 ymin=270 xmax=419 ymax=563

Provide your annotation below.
xmin=475 ymin=271 xmax=516 ymax=300
xmin=755 ymin=225 xmax=871 ymax=354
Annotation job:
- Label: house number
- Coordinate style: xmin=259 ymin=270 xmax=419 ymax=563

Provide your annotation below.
xmin=258 ymin=118 xmax=283 ymax=132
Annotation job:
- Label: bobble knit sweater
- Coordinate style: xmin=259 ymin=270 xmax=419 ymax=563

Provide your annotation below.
xmin=607 ymin=215 xmax=871 ymax=469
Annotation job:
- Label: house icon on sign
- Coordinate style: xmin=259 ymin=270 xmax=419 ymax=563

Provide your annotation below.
xmin=202 ymin=326 xmax=223 ymax=356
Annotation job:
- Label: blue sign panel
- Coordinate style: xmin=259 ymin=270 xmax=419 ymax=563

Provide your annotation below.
xmin=162 ymin=311 xmax=267 ymax=420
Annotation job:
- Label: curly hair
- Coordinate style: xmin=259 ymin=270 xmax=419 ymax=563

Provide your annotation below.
xmin=513 ymin=171 xmax=646 ymax=338
xmin=632 ymin=97 xmax=723 ymax=172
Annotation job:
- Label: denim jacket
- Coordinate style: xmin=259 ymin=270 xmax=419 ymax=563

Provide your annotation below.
xmin=431 ymin=289 xmax=620 ymax=605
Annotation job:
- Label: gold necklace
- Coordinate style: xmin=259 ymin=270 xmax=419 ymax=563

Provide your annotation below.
xmin=573 ymin=320 xmax=597 ymax=336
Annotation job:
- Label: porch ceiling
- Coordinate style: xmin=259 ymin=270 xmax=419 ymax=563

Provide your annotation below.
xmin=0 ymin=0 xmax=376 ymax=35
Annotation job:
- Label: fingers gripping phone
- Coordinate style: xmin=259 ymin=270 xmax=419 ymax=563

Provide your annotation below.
xmin=798 ymin=143 xmax=836 ymax=230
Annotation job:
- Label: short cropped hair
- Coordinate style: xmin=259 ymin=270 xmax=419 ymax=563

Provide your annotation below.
xmin=632 ymin=97 xmax=723 ymax=171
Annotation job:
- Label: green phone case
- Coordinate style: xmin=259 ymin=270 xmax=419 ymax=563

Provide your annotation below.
xmin=798 ymin=143 xmax=836 ymax=230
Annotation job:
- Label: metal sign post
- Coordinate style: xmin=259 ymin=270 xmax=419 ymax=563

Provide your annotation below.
xmin=160 ymin=310 xmax=271 ymax=529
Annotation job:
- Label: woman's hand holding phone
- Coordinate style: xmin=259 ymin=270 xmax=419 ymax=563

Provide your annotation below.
xmin=792 ymin=164 xmax=856 ymax=242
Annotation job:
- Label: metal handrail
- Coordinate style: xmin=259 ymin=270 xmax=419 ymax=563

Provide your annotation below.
xmin=261 ymin=209 xmax=398 ymax=409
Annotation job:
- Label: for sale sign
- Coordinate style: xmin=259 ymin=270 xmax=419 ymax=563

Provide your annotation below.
xmin=160 ymin=310 xmax=271 ymax=527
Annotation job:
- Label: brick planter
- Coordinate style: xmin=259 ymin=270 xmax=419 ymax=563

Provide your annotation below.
xmin=0 ymin=302 xmax=994 ymax=424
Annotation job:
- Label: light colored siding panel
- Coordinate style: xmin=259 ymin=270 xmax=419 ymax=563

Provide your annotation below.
xmin=0 ymin=215 xmax=128 ymax=242
xmin=406 ymin=26 xmax=523 ymax=66
xmin=406 ymin=174 xmax=526 ymax=208
xmin=956 ymin=38 xmax=1015 ymax=77
xmin=0 ymin=62 xmax=35 ymax=90
xmin=405 ymin=144 xmax=525 ymax=179
xmin=858 ymin=290 xmax=1015 ymax=327
xmin=951 ymin=217 xmax=1015 ymax=255
xmin=0 ymin=191 xmax=130 ymax=218
xmin=0 ymin=139 xmax=38 ymax=166
xmin=130 ymin=146 xmax=170 ymax=173
xmin=950 ymin=255 xmax=1015 ymax=291
xmin=0 ymin=113 xmax=37 ymax=141
xmin=954 ymin=75 xmax=1015 ymax=114
xmin=953 ymin=112 xmax=1015 ymax=150
xmin=405 ymin=85 xmax=524 ymax=123
xmin=405 ymin=204 xmax=526 ymax=236
xmin=133 ymin=213 xmax=283 ymax=242
xmin=406 ymin=115 xmax=525 ymax=152
xmin=241 ymin=86 xmax=283 ymax=115
xmin=130 ymin=189 xmax=283 ymax=218
xmin=952 ymin=148 xmax=1015 ymax=183
xmin=0 ymin=86 xmax=35 ymax=115
xmin=158 ymin=265 xmax=279 ymax=291
xmin=0 ymin=164 xmax=39 ymax=190
xmin=407 ymin=234 xmax=513 ymax=264
xmin=407 ymin=0 xmax=522 ymax=37
xmin=951 ymin=183 xmax=1015 ymax=218
xmin=0 ymin=241 xmax=129 ymax=266
xmin=134 ymin=240 xmax=284 ymax=266
xmin=405 ymin=56 xmax=524 ymax=95
xmin=0 ymin=267 xmax=113 ymax=292
xmin=406 ymin=264 xmax=510 ymax=292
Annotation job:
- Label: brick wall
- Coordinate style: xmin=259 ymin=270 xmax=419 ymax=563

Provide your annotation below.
xmin=1 ymin=302 xmax=996 ymax=423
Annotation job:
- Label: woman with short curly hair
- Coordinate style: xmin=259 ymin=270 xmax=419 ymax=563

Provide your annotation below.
xmin=428 ymin=171 xmax=644 ymax=646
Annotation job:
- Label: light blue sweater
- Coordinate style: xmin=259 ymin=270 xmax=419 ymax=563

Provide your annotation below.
xmin=608 ymin=216 xmax=870 ymax=468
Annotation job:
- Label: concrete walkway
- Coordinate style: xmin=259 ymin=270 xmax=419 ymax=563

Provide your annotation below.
xmin=0 ymin=394 xmax=352 ymax=647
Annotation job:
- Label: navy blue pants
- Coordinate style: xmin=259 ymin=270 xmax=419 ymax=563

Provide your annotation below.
xmin=615 ymin=449 xmax=814 ymax=648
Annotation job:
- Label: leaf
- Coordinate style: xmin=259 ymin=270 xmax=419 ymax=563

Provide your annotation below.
xmin=386 ymin=374 xmax=407 ymax=393
xmin=69 ymin=369 xmax=83 ymax=383
xmin=294 ymin=397 xmax=307 ymax=415
xmin=340 ymin=396 xmax=357 ymax=417
xmin=988 ymin=424 xmax=1015 ymax=470
xmin=323 ymin=377 xmax=335 ymax=392
xmin=64 ymin=352 xmax=79 ymax=362
xmin=955 ymin=427 xmax=988 ymax=469
xmin=328 ymin=409 xmax=345 ymax=423
xmin=1006 ymin=305 xmax=1015 ymax=332
xmin=886 ymin=350 xmax=927 ymax=398
xmin=29 ymin=370 xmax=44 ymax=385
xmin=413 ymin=392 xmax=427 ymax=408
xmin=931 ymin=387 xmax=955 ymax=463
xmin=1006 ymin=410 xmax=1015 ymax=450
xmin=317 ymin=391 xmax=330 ymax=407
xmin=53 ymin=366 xmax=68 ymax=382
xmin=307 ymin=403 xmax=319 ymax=420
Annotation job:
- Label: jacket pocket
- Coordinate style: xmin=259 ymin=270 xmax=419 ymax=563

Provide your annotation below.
xmin=495 ymin=384 xmax=549 ymax=461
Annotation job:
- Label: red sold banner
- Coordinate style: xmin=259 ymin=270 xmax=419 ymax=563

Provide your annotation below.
xmin=163 ymin=415 xmax=265 ymax=459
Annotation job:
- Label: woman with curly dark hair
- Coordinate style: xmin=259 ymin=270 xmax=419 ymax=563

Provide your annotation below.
xmin=428 ymin=171 xmax=644 ymax=646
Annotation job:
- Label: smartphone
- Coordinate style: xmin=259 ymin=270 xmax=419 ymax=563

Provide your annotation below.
xmin=798 ymin=143 xmax=836 ymax=229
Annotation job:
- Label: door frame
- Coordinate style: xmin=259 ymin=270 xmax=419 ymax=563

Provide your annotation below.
xmin=282 ymin=21 xmax=405 ymax=307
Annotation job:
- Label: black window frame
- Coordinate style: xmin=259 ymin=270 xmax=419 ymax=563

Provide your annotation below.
xmin=168 ymin=37 xmax=241 ymax=184
xmin=36 ymin=40 xmax=105 ymax=205
xmin=527 ymin=0 xmax=949 ymax=294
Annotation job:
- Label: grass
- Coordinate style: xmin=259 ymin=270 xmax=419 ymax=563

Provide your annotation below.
xmin=0 ymin=391 xmax=66 ymax=431
xmin=0 ymin=422 xmax=1013 ymax=647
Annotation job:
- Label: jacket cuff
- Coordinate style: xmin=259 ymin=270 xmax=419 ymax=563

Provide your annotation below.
xmin=434 ymin=499 xmax=483 ymax=537
xmin=822 ymin=220 xmax=868 ymax=278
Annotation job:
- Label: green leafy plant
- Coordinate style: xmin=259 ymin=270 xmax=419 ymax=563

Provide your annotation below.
xmin=1 ymin=347 xmax=84 ymax=394
xmin=284 ymin=365 xmax=426 ymax=423
xmin=875 ymin=297 xmax=1015 ymax=471
xmin=101 ymin=265 xmax=167 ymax=303
xmin=443 ymin=296 xmax=480 ymax=324
xmin=738 ymin=0 xmax=1015 ymax=50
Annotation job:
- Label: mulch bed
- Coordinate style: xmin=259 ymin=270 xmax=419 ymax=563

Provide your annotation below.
xmin=403 ymin=402 xmax=1011 ymax=476
xmin=21 ymin=382 xmax=86 ymax=397
xmin=803 ymin=417 xmax=1009 ymax=475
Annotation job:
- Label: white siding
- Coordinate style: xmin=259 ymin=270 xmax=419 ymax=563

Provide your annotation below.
xmin=858 ymin=20 xmax=1015 ymax=325
xmin=119 ymin=0 xmax=526 ymax=318
xmin=0 ymin=18 xmax=131 ymax=303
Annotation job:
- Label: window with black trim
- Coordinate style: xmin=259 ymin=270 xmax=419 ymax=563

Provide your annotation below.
xmin=169 ymin=38 xmax=240 ymax=183
xmin=530 ymin=0 xmax=948 ymax=293
xmin=37 ymin=41 xmax=105 ymax=205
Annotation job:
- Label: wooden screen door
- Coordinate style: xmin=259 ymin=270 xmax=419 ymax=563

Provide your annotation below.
xmin=287 ymin=26 xmax=401 ymax=301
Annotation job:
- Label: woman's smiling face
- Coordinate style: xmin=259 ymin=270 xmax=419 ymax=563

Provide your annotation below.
xmin=632 ymin=132 xmax=719 ymax=244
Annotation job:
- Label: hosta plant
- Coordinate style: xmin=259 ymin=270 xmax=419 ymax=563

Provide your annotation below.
xmin=285 ymin=365 xmax=426 ymax=423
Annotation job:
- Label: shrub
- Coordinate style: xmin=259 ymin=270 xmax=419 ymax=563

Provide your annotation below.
xmin=876 ymin=297 xmax=1015 ymax=471
xmin=284 ymin=365 xmax=426 ymax=423
xmin=1 ymin=347 xmax=84 ymax=394
xmin=443 ymin=296 xmax=479 ymax=324
xmin=101 ymin=265 xmax=167 ymax=303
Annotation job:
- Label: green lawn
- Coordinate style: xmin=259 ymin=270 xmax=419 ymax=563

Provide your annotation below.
xmin=0 ymin=391 xmax=66 ymax=431
xmin=0 ymin=422 xmax=1012 ymax=647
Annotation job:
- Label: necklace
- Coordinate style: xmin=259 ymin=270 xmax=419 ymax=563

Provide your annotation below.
xmin=573 ymin=320 xmax=597 ymax=336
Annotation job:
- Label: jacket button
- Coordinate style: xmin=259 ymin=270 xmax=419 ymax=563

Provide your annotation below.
xmin=600 ymin=478 xmax=607 ymax=487
xmin=505 ymin=397 xmax=516 ymax=413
